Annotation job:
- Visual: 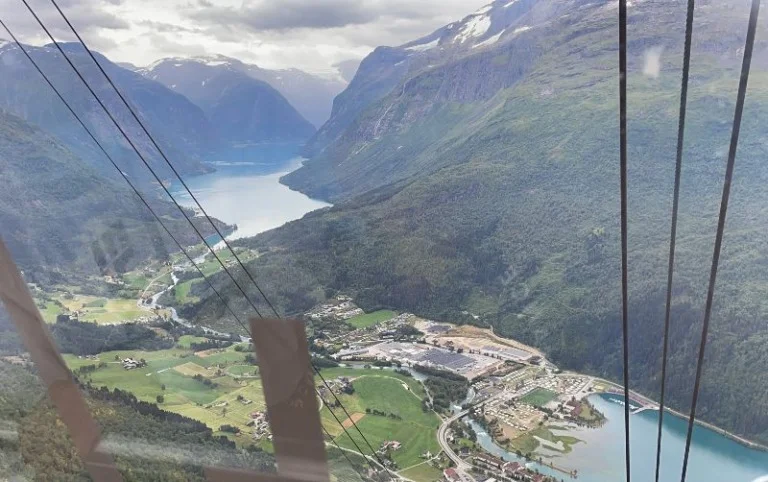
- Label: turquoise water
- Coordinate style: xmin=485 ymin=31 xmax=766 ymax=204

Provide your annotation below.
xmin=171 ymin=144 xmax=330 ymax=240
xmin=471 ymin=394 xmax=768 ymax=482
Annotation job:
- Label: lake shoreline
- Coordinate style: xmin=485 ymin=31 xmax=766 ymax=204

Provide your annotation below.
xmin=170 ymin=147 xmax=331 ymax=242
xmin=594 ymin=378 xmax=768 ymax=453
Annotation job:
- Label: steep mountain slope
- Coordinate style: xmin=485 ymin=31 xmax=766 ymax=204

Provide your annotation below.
xmin=0 ymin=109 xmax=225 ymax=280
xmin=243 ymin=63 xmax=347 ymax=128
xmin=194 ymin=0 xmax=768 ymax=445
xmin=299 ymin=0 xmax=540 ymax=160
xmin=141 ymin=56 xmax=328 ymax=136
xmin=0 ymin=42 xmax=217 ymax=186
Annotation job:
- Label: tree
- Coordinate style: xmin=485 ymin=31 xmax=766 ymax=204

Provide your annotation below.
xmin=161 ymin=384 xmax=166 ymax=391
xmin=156 ymin=395 xmax=164 ymax=404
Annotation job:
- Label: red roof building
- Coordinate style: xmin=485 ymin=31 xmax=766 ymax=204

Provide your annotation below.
xmin=443 ymin=468 xmax=461 ymax=482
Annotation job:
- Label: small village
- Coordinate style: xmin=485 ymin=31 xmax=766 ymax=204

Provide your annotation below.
xmin=302 ymin=296 xmax=624 ymax=481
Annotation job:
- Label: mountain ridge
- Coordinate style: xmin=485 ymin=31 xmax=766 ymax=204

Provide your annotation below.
xmin=140 ymin=54 xmax=346 ymax=128
xmin=0 ymin=41 xmax=217 ymax=186
xmin=0 ymin=108 xmax=227 ymax=281
xmin=141 ymin=57 xmax=316 ymax=147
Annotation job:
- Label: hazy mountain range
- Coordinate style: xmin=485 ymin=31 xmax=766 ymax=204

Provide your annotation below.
xmin=139 ymin=57 xmax=316 ymax=147
xmin=138 ymin=55 xmax=347 ymax=129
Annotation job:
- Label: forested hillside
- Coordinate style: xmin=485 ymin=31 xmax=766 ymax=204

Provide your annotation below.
xmin=185 ymin=0 xmax=768 ymax=445
xmin=0 ymin=110 xmax=228 ymax=280
xmin=0 ymin=360 xmax=274 ymax=480
xmin=0 ymin=42 xmax=219 ymax=186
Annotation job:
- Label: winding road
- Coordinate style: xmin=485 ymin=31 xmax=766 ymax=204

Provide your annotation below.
xmin=436 ymin=389 xmax=507 ymax=480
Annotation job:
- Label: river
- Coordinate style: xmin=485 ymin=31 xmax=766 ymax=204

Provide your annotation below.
xmin=470 ymin=393 xmax=768 ymax=482
xmin=171 ymin=144 xmax=330 ymax=242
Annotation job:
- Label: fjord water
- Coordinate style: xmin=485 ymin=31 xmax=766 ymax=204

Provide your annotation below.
xmin=473 ymin=394 xmax=768 ymax=482
xmin=171 ymin=145 xmax=330 ymax=239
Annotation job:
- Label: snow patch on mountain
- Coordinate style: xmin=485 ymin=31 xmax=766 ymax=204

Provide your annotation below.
xmin=406 ymin=38 xmax=440 ymax=52
xmin=196 ymin=56 xmax=232 ymax=67
xmin=473 ymin=30 xmax=505 ymax=49
xmin=513 ymin=25 xmax=533 ymax=35
xmin=455 ymin=14 xmax=492 ymax=43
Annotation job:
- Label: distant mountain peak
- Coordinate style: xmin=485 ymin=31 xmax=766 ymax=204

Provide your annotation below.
xmin=141 ymin=54 xmax=345 ymax=128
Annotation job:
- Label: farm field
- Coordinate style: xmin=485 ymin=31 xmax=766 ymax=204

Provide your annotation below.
xmin=346 ymin=310 xmax=397 ymax=329
xmin=62 ymin=343 xmax=267 ymax=437
xmin=48 ymin=293 xmax=153 ymax=324
xmin=399 ymin=462 xmax=443 ymax=482
xmin=320 ymin=369 xmax=440 ymax=470
xmin=520 ymin=387 xmax=558 ymax=407
xmin=63 ymin=348 xmax=441 ymax=479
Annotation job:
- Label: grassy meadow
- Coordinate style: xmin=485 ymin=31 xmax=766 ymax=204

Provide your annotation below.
xmin=318 ymin=368 xmax=440 ymax=470
xmin=346 ymin=310 xmax=397 ymax=329
xmin=63 ymin=342 xmax=267 ymax=438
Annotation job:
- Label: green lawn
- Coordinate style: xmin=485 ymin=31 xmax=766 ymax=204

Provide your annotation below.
xmin=329 ymin=375 xmax=440 ymax=469
xmin=175 ymin=279 xmax=202 ymax=304
xmin=196 ymin=248 xmax=259 ymax=276
xmin=318 ymin=367 xmax=426 ymax=398
xmin=38 ymin=300 xmax=63 ymax=323
xmin=176 ymin=335 xmax=209 ymax=348
xmin=195 ymin=350 xmax=250 ymax=367
xmin=347 ymin=310 xmax=397 ymax=329
xmin=399 ymin=462 xmax=442 ymax=482
xmin=519 ymin=387 xmax=558 ymax=407
xmin=122 ymin=272 xmax=149 ymax=290
xmin=227 ymin=365 xmax=260 ymax=377
xmin=510 ymin=426 xmax=581 ymax=455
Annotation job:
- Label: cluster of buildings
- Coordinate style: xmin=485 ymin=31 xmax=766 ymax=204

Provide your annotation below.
xmin=362 ymin=341 xmax=500 ymax=380
xmin=121 ymin=357 xmax=146 ymax=370
xmin=247 ymin=410 xmax=271 ymax=440
xmin=377 ymin=440 xmax=402 ymax=457
xmin=469 ymin=453 xmax=555 ymax=482
xmin=305 ymin=295 xmax=363 ymax=322
xmin=317 ymin=376 xmax=354 ymax=397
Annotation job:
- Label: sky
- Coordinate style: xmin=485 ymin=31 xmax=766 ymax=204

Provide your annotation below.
xmin=0 ymin=0 xmax=489 ymax=77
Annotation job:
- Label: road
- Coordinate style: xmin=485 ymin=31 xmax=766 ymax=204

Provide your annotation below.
xmin=437 ymin=409 xmax=472 ymax=473
xmin=326 ymin=443 xmax=415 ymax=481
xmin=436 ymin=389 xmax=507 ymax=480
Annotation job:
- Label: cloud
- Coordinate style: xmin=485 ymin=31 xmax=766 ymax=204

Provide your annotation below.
xmin=0 ymin=0 xmax=129 ymax=45
xmin=0 ymin=0 xmax=489 ymax=74
xmin=189 ymin=0 xmax=379 ymax=31
xmin=137 ymin=20 xmax=203 ymax=34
